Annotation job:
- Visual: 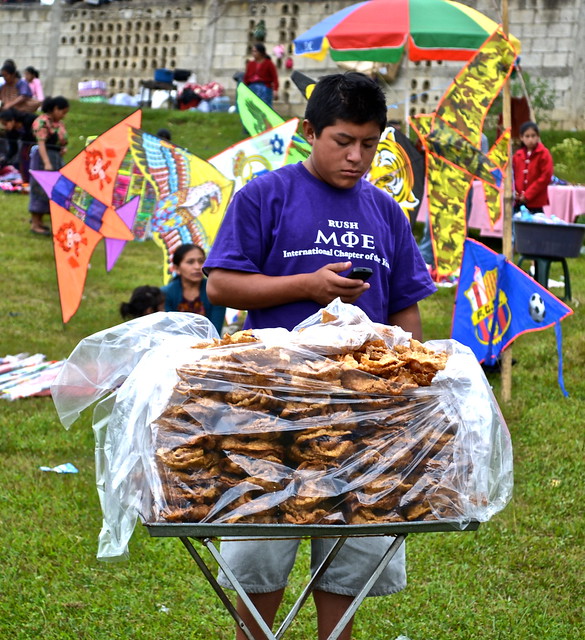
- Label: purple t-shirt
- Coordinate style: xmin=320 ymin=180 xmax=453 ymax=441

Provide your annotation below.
xmin=205 ymin=163 xmax=436 ymax=330
xmin=17 ymin=78 xmax=32 ymax=98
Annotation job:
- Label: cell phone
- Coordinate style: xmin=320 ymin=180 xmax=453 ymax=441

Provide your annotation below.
xmin=346 ymin=267 xmax=373 ymax=281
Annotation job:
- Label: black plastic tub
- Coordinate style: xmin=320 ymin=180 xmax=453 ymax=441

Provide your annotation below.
xmin=173 ymin=69 xmax=191 ymax=82
xmin=514 ymin=220 xmax=585 ymax=258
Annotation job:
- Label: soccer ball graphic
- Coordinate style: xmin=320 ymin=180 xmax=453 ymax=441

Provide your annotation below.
xmin=529 ymin=293 xmax=546 ymax=323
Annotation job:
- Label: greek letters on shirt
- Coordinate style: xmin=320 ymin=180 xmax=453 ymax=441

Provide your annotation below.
xmin=281 ymin=218 xmax=390 ymax=268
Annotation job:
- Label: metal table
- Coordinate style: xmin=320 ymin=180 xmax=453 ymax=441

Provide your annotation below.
xmin=146 ymin=520 xmax=480 ymax=640
xmin=138 ymin=80 xmax=177 ymax=108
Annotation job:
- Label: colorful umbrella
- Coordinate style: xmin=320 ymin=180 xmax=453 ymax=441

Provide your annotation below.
xmin=293 ymin=0 xmax=520 ymax=63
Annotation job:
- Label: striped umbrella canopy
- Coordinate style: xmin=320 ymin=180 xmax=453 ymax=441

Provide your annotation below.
xmin=293 ymin=0 xmax=520 ymax=63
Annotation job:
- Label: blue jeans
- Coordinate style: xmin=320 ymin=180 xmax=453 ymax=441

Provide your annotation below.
xmin=418 ymin=217 xmax=434 ymax=265
xmin=247 ymin=82 xmax=273 ymax=107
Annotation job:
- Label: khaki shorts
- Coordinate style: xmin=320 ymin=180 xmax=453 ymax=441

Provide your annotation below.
xmin=217 ymin=536 xmax=406 ymax=597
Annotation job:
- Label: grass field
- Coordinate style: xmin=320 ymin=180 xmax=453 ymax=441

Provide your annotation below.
xmin=0 ymin=102 xmax=584 ymax=639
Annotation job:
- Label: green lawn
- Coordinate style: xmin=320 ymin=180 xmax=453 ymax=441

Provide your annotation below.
xmin=0 ymin=102 xmax=584 ymax=639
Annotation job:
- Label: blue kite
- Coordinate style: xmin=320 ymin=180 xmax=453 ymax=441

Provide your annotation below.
xmin=452 ymin=238 xmax=573 ymax=395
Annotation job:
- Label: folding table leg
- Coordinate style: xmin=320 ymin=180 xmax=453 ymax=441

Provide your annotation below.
xmin=180 ymin=533 xmax=405 ymax=640
xmin=326 ymin=534 xmax=407 ymax=640
xmin=180 ymin=537 xmax=275 ymax=640
xmin=275 ymin=536 xmax=349 ymax=638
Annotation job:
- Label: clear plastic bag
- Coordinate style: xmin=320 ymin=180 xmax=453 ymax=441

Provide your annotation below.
xmin=53 ymin=302 xmax=513 ymax=560
xmin=52 ymin=313 xmax=218 ymax=428
xmin=51 ymin=312 xmax=219 ymax=559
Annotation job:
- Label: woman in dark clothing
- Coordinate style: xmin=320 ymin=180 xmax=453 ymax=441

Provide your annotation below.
xmin=0 ymin=60 xmax=40 ymax=113
xmin=0 ymin=108 xmax=36 ymax=181
xmin=161 ymin=243 xmax=226 ymax=335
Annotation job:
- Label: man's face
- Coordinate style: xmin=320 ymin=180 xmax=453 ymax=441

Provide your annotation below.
xmin=302 ymin=119 xmax=382 ymax=189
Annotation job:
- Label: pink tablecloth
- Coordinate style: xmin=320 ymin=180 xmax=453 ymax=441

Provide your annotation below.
xmin=418 ymin=182 xmax=585 ymax=238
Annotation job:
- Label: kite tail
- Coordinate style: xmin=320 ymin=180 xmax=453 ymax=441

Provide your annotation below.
xmin=555 ymin=321 xmax=570 ymax=397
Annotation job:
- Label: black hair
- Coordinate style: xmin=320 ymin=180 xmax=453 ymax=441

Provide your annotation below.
xmin=0 ymin=108 xmax=18 ymax=123
xmin=24 ymin=66 xmax=39 ymax=79
xmin=171 ymin=243 xmax=205 ymax=267
xmin=519 ymin=121 xmax=539 ymax=137
xmin=304 ymin=72 xmax=387 ymax=137
xmin=253 ymin=43 xmax=269 ymax=58
xmin=156 ymin=128 xmax=172 ymax=141
xmin=120 ymin=285 xmax=164 ymax=319
xmin=41 ymin=96 xmax=69 ymax=113
xmin=1 ymin=60 xmax=16 ymax=76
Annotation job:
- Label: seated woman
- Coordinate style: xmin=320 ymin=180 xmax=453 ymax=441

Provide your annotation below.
xmin=162 ymin=243 xmax=226 ymax=335
xmin=0 ymin=108 xmax=36 ymax=182
xmin=0 ymin=61 xmax=40 ymax=113
xmin=24 ymin=66 xmax=44 ymax=102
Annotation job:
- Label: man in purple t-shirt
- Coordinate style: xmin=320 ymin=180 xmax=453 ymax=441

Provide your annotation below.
xmin=205 ymin=72 xmax=436 ymax=640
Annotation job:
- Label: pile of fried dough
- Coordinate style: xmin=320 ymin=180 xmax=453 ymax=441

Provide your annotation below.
xmin=152 ymin=326 xmax=473 ymax=525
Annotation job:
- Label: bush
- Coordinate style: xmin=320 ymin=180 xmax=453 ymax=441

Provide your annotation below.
xmin=551 ymin=137 xmax=585 ymax=185
xmin=511 ymin=71 xmax=556 ymax=125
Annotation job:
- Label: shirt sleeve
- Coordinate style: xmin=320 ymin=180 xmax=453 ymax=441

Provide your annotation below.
xmin=17 ymin=79 xmax=32 ymax=98
xmin=205 ymin=181 xmax=268 ymax=274
xmin=32 ymin=115 xmax=49 ymax=141
xmin=58 ymin=122 xmax=69 ymax=149
xmin=524 ymin=147 xmax=554 ymax=202
xmin=512 ymin=150 xmax=521 ymax=194
xmin=32 ymin=78 xmax=44 ymax=101
xmin=268 ymin=60 xmax=279 ymax=92
xmin=385 ymin=197 xmax=436 ymax=316
xmin=243 ymin=60 xmax=255 ymax=85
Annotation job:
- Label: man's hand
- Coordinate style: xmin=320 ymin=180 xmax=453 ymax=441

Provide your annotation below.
xmin=307 ymin=261 xmax=370 ymax=305
xmin=206 ymin=262 xmax=369 ymax=309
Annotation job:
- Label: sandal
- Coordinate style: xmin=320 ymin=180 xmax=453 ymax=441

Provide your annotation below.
xmin=30 ymin=228 xmax=51 ymax=236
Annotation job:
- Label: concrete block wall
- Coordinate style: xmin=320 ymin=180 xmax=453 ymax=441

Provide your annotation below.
xmin=0 ymin=0 xmax=583 ymax=129
xmin=0 ymin=5 xmax=53 ymax=84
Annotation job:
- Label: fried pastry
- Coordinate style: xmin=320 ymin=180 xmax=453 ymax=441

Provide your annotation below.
xmin=347 ymin=507 xmax=404 ymax=524
xmin=161 ymin=504 xmax=214 ymax=522
xmin=151 ymin=324 xmax=470 ymax=526
xmin=289 ymin=426 xmax=356 ymax=463
xmin=156 ymin=439 xmax=221 ymax=471
xmin=280 ymin=494 xmax=330 ymax=524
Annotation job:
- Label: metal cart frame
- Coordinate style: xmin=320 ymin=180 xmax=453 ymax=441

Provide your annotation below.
xmin=146 ymin=520 xmax=479 ymax=640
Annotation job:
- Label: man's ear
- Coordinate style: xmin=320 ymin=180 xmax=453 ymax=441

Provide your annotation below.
xmin=302 ymin=119 xmax=316 ymax=146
